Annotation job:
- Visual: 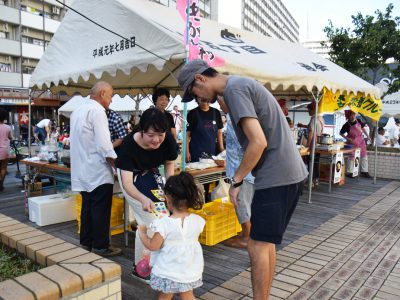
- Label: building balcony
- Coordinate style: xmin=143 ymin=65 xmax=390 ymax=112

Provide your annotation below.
xmin=0 ymin=3 xmax=20 ymax=24
xmin=21 ymin=10 xmax=60 ymax=34
xmin=0 ymin=37 xmax=21 ymax=56
xmin=0 ymin=37 xmax=44 ymax=59
xmin=22 ymin=42 xmax=44 ymax=60
xmin=0 ymin=5 xmax=61 ymax=33
xmin=0 ymin=71 xmax=23 ymax=87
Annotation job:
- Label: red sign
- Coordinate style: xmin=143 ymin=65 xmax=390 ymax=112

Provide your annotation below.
xmin=18 ymin=107 xmax=29 ymax=125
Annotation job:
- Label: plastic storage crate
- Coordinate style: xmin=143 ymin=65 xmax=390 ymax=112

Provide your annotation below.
xmin=190 ymin=199 xmax=241 ymax=246
xmin=75 ymin=194 xmax=124 ymax=236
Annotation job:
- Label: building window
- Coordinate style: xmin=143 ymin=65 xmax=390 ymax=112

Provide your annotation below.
xmin=22 ymin=65 xmax=35 ymax=74
xmin=0 ymin=63 xmax=11 ymax=72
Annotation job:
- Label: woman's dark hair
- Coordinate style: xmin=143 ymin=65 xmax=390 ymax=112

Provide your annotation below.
xmin=138 ymin=107 xmax=169 ymax=133
xmin=378 ymin=127 xmax=385 ymax=133
xmin=164 ymin=172 xmax=203 ymax=211
xmin=0 ymin=108 xmax=8 ymax=122
xmin=152 ymin=87 xmax=170 ymax=105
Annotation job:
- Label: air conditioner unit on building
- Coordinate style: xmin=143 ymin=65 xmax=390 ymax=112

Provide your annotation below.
xmin=52 ymin=6 xmax=60 ymax=15
xmin=2 ymin=24 xmax=9 ymax=32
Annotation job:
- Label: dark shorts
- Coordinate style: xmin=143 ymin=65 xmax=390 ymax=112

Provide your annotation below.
xmin=250 ymin=180 xmax=304 ymax=244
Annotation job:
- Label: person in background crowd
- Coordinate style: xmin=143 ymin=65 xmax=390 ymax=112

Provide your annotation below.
xmin=106 ymin=109 xmax=127 ymax=156
xmin=298 ymin=102 xmax=325 ymax=186
xmin=277 ymin=98 xmax=293 ymax=127
xmin=376 ymin=127 xmax=391 ymax=147
xmin=221 ymin=114 xmax=227 ymax=148
xmin=70 ymin=81 xmax=121 ymax=257
xmin=224 ymin=113 xmax=254 ymax=248
xmin=389 ymin=118 xmax=400 ymax=148
xmin=186 ymin=98 xmax=224 ymax=163
xmin=178 ymin=59 xmax=307 ymax=299
xmin=51 ymin=126 xmax=61 ymax=141
xmin=340 ymin=110 xmax=371 ymax=178
xmin=116 ymin=108 xmax=177 ymax=281
xmin=153 ymin=88 xmax=177 ymax=140
xmin=186 ymin=96 xmax=224 ymax=202
xmin=171 ymin=105 xmax=183 ymax=140
xmin=59 ymin=131 xmax=70 ymax=148
xmin=362 ymin=123 xmax=370 ymax=145
xmin=127 ymin=114 xmax=136 ymax=133
xmin=34 ymin=118 xmax=52 ymax=145
xmin=0 ymin=108 xmax=12 ymax=192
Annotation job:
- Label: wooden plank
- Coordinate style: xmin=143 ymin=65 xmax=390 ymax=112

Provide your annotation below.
xmin=0 ymin=164 xmax=394 ymax=299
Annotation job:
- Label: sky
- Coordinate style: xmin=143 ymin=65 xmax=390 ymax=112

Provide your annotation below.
xmin=282 ymin=0 xmax=400 ymax=41
xmin=218 ymin=0 xmax=400 ymax=42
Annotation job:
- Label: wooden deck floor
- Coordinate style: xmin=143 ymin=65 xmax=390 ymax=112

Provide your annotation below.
xmin=0 ymin=164 xmax=390 ymax=299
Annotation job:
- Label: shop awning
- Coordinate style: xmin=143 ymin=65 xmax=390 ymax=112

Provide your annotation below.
xmin=58 ymin=95 xmax=136 ymax=117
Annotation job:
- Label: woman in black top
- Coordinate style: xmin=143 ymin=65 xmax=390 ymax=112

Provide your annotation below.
xmin=152 ymin=88 xmax=177 ymax=140
xmin=116 ymin=108 xmax=178 ymax=211
xmin=116 ymin=108 xmax=178 ymax=279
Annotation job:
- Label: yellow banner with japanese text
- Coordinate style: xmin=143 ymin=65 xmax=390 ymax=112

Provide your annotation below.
xmin=319 ymin=88 xmax=382 ymax=121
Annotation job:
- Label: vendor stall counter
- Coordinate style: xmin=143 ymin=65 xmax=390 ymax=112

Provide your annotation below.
xmin=21 ymin=160 xmax=71 ymax=196
xmin=316 ymin=148 xmax=361 ymax=193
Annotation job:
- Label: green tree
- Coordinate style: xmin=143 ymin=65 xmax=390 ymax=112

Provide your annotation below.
xmin=323 ymin=3 xmax=400 ymax=95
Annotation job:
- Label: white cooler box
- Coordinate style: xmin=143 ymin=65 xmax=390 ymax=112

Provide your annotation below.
xmin=28 ymin=194 xmax=76 ymax=226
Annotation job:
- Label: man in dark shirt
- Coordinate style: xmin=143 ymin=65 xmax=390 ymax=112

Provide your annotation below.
xmin=152 ymin=88 xmax=177 ymax=140
xmin=186 ymin=100 xmax=224 ymax=163
xmin=340 ymin=110 xmax=371 ymax=177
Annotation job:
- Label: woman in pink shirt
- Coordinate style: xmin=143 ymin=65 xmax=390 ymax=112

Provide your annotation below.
xmin=0 ymin=108 xmax=12 ymax=192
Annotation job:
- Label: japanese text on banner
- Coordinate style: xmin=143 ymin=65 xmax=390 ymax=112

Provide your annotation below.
xmin=319 ymin=88 xmax=382 ymax=121
xmin=176 ymin=0 xmax=224 ymax=66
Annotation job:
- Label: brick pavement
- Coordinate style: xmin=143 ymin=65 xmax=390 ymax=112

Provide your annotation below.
xmin=199 ymin=181 xmax=400 ymax=300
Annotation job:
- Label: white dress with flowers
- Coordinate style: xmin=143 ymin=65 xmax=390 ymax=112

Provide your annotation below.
xmin=149 ymin=214 xmax=205 ymax=293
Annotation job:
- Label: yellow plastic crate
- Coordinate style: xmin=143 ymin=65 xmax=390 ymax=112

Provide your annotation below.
xmin=75 ymin=194 xmax=124 ymax=236
xmin=190 ymin=199 xmax=241 ymax=246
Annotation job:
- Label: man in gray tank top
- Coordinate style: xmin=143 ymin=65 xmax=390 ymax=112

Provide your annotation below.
xmin=178 ymin=59 xmax=308 ymax=299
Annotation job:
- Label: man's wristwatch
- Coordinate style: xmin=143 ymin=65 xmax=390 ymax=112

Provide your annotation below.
xmin=227 ymin=177 xmax=243 ymax=188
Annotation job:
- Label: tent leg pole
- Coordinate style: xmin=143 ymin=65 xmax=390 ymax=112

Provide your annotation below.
xmin=307 ymin=90 xmax=321 ymax=204
xmin=28 ymin=89 xmax=32 ymax=157
xmin=373 ymin=121 xmax=378 ymax=184
xmin=181 ymin=103 xmax=188 ymax=171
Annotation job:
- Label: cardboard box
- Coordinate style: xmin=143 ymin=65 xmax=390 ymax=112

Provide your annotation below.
xmin=28 ymin=182 xmax=42 ymax=197
xmin=319 ymin=162 xmax=345 ymax=185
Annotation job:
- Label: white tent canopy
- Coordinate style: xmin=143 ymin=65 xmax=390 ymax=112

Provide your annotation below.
xmin=58 ymin=94 xmax=137 ymax=117
xmin=29 ymin=0 xmax=379 ymax=98
xmin=382 ymin=91 xmax=400 ymax=118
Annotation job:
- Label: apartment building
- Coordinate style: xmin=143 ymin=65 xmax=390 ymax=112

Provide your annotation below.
xmin=152 ymin=0 xmax=299 ymax=42
xmin=241 ymin=0 xmax=299 ymax=42
xmin=0 ymin=0 xmax=71 ymax=138
xmin=302 ymin=40 xmax=330 ymax=59
xmin=150 ymin=0 xmax=216 ymax=19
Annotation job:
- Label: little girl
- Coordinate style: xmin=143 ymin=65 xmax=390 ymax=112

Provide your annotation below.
xmin=138 ymin=172 xmax=205 ymax=300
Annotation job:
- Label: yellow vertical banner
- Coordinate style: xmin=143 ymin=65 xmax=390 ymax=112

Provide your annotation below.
xmin=320 ymin=88 xmax=382 ymax=121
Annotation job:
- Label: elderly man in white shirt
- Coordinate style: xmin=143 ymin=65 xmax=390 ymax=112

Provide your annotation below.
xmin=70 ymin=81 xmax=121 ymax=257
